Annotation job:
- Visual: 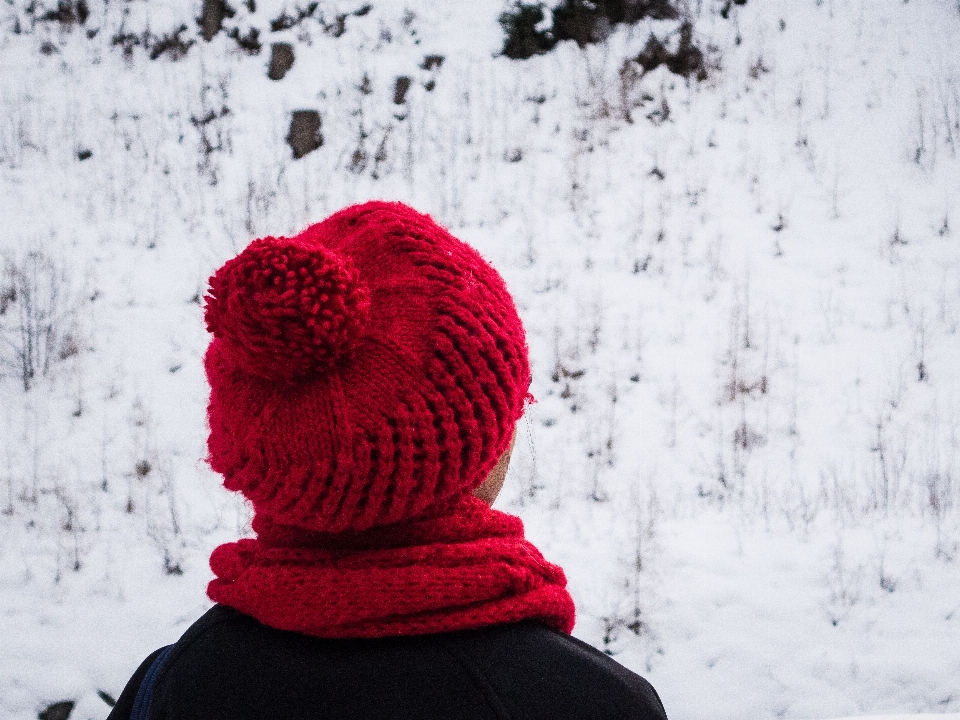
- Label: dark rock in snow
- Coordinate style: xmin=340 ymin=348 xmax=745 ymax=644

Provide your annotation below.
xmin=200 ymin=0 xmax=234 ymax=42
xmin=38 ymin=701 xmax=74 ymax=720
xmin=268 ymin=43 xmax=295 ymax=80
xmin=287 ymin=111 xmax=323 ymax=159
xmin=393 ymin=76 xmax=412 ymax=105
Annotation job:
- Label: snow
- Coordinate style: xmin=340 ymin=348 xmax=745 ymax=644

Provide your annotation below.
xmin=825 ymin=717 xmax=960 ymax=720
xmin=2 ymin=0 xmax=959 ymax=719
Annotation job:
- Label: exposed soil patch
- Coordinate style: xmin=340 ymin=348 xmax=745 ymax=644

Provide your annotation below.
xmin=632 ymin=22 xmax=706 ymax=80
xmin=500 ymin=0 xmax=681 ymax=58
xmin=636 ymin=35 xmax=669 ymax=72
xmin=664 ymin=22 xmax=706 ymax=79
xmin=720 ymin=0 xmax=747 ymax=20
xmin=39 ymin=1 xmax=89 ymax=26
xmin=499 ymin=0 xmax=712 ymax=82
xmin=420 ymin=54 xmax=444 ymax=71
xmin=149 ymin=25 xmax=194 ymax=61
xmin=270 ymin=2 xmax=318 ymax=32
xmin=228 ymin=27 xmax=262 ymax=54
xmin=499 ymin=4 xmax=554 ymax=60
xmin=112 ymin=25 xmax=196 ymax=61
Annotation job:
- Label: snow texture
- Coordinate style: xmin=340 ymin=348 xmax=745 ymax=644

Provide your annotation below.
xmin=1 ymin=0 xmax=959 ymax=719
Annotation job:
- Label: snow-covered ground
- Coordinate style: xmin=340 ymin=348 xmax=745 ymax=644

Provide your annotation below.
xmin=2 ymin=1 xmax=959 ymax=718
xmin=831 ymin=717 xmax=960 ymax=720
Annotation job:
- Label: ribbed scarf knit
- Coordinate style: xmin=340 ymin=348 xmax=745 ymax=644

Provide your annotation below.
xmin=208 ymin=496 xmax=576 ymax=638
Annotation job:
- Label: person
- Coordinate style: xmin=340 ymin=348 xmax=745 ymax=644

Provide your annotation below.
xmin=106 ymin=201 xmax=668 ymax=720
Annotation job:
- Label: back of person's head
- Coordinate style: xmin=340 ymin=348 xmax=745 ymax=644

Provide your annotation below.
xmin=201 ymin=201 xmax=574 ymax=639
xmin=203 ymin=200 xmax=530 ymax=535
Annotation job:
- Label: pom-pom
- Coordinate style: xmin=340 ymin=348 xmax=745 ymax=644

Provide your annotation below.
xmin=204 ymin=236 xmax=370 ymax=381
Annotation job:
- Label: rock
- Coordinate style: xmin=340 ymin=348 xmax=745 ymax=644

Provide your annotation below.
xmin=393 ymin=76 xmax=412 ymax=105
xmin=287 ymin=110 xmax=323 ymax=159
xmin=200 ymin=0 xmax=232 ymax=42
xmin=38 ymin=701 xmax=74 ymax=720
xmin=268 ymin=43 xmax=294 ymax=80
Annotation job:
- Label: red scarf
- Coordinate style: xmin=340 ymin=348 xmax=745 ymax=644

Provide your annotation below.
xmin=208 ymin=496 xmax=576 ymax=638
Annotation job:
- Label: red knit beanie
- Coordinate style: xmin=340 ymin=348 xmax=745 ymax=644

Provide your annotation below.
xmin=203 ymin=201 xmax=531 ymax=534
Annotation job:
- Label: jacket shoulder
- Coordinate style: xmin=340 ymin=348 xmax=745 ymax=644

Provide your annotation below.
xmin=140 ymin=607 xmax=666 ymax=720
xmin=438 ymin=622 xmax=668 ymax=720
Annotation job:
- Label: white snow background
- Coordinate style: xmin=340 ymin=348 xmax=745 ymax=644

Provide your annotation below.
xmin=1 ymin=0 xmax=959 ymax=718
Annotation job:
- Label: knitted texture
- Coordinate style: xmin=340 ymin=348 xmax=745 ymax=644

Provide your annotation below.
xmin=204 ymin=201 xmax=575 ymax=638
xmin=204 ymin=201 xmax=530 ymax=533
xmin=205 ymin=237 xmax=369 ymax=381
xmin=208 ymin=496 xmax=576 ymax=637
